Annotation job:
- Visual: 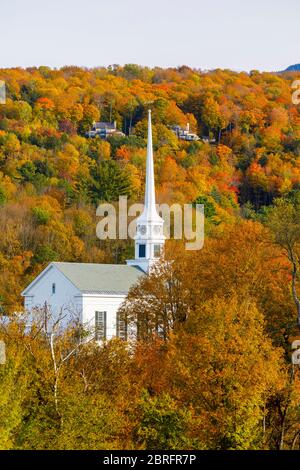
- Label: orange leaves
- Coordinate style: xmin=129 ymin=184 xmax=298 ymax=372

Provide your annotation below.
xmin=82 ymin=103 xmax=100 ymax=123
xmin=269 ymin=107 xmax=289 ymax=129
xmin=246 ymin=152 xmax=300 ymax=196
xmin=30 ymin=194 xmax=62 ymax=218
xmin=261 ymin=126 xmax=283 ymax=151
xmin=0 ymin=64 xmax=299 ymax=215
xmin=216 ymin=144 xmax=232 ymax=161
xmin=115 ymin=145 xmax=130 ymax=161
xmin=0 ymin=250 xmax=33 ymax=314
xmin=159 ymin=156 xmax=186 ymax=185
xmin=56 ymin=143 xmax=80 ymax=180
xmin=70 ymin=103 xmax=84 ymax=122
xmin=10 ymin=251 xmax=32 ymax=275
xmin=36 ymin=97 xmax=55 ymax=110
xmin=163 ymin=101 xmax=188 ymax=127
xmin=119 ymin=223 xmax=291 ymax=448
xmin=0 ymin=172 xmax=17 ymax=199
xmin=132 ymin=339 xmax=170 ymax=395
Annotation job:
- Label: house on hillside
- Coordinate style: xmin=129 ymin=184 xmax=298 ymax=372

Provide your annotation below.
xmin=171 ymin=123 xmax=200 ymax=142
xmin=86 ymin=121 xmax=125 ymax=139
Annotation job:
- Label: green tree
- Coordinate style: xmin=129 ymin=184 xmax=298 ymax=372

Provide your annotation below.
xmin=134 ymin=391 xmax=193 ymax=450
xmin=92 ymin=160 xmax=133 ymax=202
xmin=31 ymin=207 xmax=51 ymax=225
xmin=169 ymin=296 xmax=287 ymax=449
xmin=265 ymin=198 xmax=300 ymax=327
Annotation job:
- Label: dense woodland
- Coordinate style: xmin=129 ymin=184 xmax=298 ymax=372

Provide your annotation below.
xmin=1 ymin=65 xmax=300 ymax=449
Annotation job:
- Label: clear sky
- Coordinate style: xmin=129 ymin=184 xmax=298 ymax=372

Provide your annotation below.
xmin=0 ymin=0 xmax=299 ymax=71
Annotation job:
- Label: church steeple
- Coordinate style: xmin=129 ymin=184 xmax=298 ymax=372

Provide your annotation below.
xmin=144 ymin=109 xmax=157 ymax=220
xmin=127 ymin=109 xmax=165 ymax=273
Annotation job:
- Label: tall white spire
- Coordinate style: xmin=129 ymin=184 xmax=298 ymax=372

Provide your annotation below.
xmin=127 ymin=109 xmax=165 ymax=273
xmin=144 ymin=109 xmax=158 ymax=221
xmin=141 ymin=109 xmax=160 ymax=221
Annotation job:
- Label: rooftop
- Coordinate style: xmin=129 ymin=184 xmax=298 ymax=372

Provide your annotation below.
xmin=53 ymin=262 xmax=144 ymax=294
xmin=93 ymin=121 xmax=116 ymax=129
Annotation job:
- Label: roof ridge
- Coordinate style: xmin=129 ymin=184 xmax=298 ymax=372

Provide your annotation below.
xmin=53 ymin=262 xmax=133 ymax=267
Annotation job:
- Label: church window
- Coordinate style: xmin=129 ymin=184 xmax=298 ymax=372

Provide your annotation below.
xmin=116 ymin=311 xmax=127 ymax=340
xmin=154 ymin=244 xmax=161 ymax=258
xmin=139 ymin=244 xmax=146 ymax=258
xmin=95 ymin=311 xmax=107 ymax=341
xmin=52 ymin=283 xmax=56 ymax=294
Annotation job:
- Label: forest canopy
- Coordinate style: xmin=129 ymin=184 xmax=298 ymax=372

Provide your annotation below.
xmin=1 ymin=65 xmax=300 ymax=450
xmin=0 ymin=64 xmax=300 ymax=313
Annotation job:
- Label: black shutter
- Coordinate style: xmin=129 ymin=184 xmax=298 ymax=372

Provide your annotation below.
xmin=116 ymin=311 xmax=127 ymax=340
xmin=95 ymin=311 xmax=107 ymax=340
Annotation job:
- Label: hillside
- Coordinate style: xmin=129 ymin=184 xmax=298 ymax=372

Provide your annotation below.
xmin=0 ymin=64 xmax=299 ymax=313
xmin=1 ymin=65 xmax=300 ymax=451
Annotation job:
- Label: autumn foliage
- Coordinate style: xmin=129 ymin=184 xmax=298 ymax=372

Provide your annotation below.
xmin=0 ymin=65 xmax=300 ymax=449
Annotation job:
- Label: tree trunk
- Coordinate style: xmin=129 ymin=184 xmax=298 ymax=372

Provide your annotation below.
xmin=292 ymin=431 xmax=300 ymax=450
xmin=279 ymin=420 xmax=285 ymax=450
xmin=50 ymin=331 xmax=62 ymax=424
xmin=291 ymin=257 xmax=300 ymax=327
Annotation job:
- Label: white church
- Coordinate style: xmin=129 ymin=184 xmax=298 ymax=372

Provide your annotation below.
xmin=22 ymin=110 xmax=165 ymax=341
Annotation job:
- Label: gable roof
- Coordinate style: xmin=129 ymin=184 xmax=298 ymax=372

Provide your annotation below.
xmin=22 ymin=262 xmax=144 ymax=296
xmin=93 ymin=121 xmax=116 ymax=130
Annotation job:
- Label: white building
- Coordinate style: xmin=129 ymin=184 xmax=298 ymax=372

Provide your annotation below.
xmin=86 ymin=121 xmax=125 ymax=139
xmin=22 ymin=110 xmax=165 ymax=341
xmin=171 ymin=123 xmax=200 ymax=142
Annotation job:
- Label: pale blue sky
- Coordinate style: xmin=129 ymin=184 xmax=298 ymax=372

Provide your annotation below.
xmin=0 ymin=0 xmax=299 ymax=71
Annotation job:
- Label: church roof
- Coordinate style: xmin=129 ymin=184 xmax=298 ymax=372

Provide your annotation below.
xmin=22 ymin=262 xmax=144 ymax=296
xmin=53 ymin=262 xmax=144 ymax=295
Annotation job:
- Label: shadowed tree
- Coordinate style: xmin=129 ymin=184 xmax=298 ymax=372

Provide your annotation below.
xmin=266 ymin=197 xmax=300 ymax=328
